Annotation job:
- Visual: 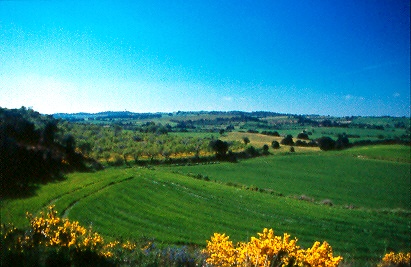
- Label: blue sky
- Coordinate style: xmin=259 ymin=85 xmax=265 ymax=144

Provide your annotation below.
xmin=1 ymin=1 xmax=409 ymax=116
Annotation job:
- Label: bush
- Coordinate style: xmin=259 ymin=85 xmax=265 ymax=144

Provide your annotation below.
xmin=297 ymin=132 xmax=309 ymax=140
xmin=281 ymin=135 xmax=294 ymax=145
xmin=111 ymin=154 xmax=124 ymax=166
xmin=378 ymin=251 xmax=410 ymax=267
xmin=271 ymin=140 xmax=280 ymax=149
xmin=262 ymin=144 xmax=269 ymax=155
xmin=317 ymin=136 xmax=336 ymax=151
xmin=245 ymin=146 xmax=259 ymax=157
xmin=209 ymin=139 xmax=229 ymax=158
xmin=261 ymin=131 xmax=280 ymax=137
xmin=295 ymin=140 xmax=308 ymax=147
xmin=203 ymin=228 xmax=343 ymax=267
xmin=1 ymin=207 xmax=206 ymax=267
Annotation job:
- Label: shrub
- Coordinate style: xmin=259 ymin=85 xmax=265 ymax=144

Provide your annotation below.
xmin=1 ymin=206 xmax=121 ymax=266
xmin=317 ymin=136 xmax=336 ymax=151
xmin=297 ymin=132 xmax=309 ymax=140
xmin=271 ymin=140 xmax=280 ymax=149
xmin=295 ymin=140 xmax=308 ymax=147
xmin=111 ymin=154 xmax=124 ymax=166
xmin=290 ymin=146 xmax=295 ymax=153
xmin=262 ymin=144 xmax=269 ymax=154
xmin=245 ymin=146 xmax=259 ymax=157
xmin=242 ymin=136 xmax=250 ymax=145
xmin=378 ymin=251 xmax=410 ymax=267
xmin=261 ymin=131 xmax=280 ymax=137
xmin=203 ymin=228 xmax=343 ymax=267
xmin=209 ymin=139 xmax=229 ymax=158
xmin=281 ymin=135 xmax=294 ymax=145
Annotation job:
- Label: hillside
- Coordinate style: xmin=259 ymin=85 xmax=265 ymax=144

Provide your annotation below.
xmin=1 ymin=107 xmax=410 ymax=266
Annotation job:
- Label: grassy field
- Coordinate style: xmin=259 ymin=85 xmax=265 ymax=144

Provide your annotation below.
xmin=163 ymin=145 xmax=410 ymax=210
xmin=1 ymin=145 xmax=410 ymax=266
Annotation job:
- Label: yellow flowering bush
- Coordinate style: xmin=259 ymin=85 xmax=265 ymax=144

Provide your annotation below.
xmin=2 ymin=206 xmax=139 ymax=264
xmin=301 ymin=241 xmax=343 ymax=267
xmin=26 ymin=206 xmax=104 ymax=251
xmin=204 ymin=228 xmax=343 ymax=267
xmin=378 ymin=251 xmax=411 ymax=267
xmin=205 ymin=233 xmax=236 ymax=267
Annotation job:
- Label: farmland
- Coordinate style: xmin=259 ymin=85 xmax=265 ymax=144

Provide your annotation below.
xmin=1 ymin=108 xmax=410 ymax=266
xmin=2 ymin=149 xmax=410 ymax=265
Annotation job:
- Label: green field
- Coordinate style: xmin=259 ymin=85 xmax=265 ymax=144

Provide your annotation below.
xmin=2 ymin=145 xmax=410 ymax=266
xmin=163 ymin=145 xmax=410 ymax=210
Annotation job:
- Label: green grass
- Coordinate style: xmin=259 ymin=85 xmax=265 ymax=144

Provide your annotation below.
xmin=1 ymin=145 xmax=410 ymax=266
xmin=1 ymin=169 xmax=134 ymax=227
xmin=342 ymin=144 xmax=410 ymax=163
xmin=162 ymin=145 xmax=410 ymax=210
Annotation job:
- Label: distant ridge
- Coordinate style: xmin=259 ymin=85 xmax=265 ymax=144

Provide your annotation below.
xmin=53 ymin=110 xmax=290 ymax=119
xmin=53 ymin=111 xmax=163 ymax=121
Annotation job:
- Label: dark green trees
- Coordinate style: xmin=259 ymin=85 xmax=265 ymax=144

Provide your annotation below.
xmin=209 ymin=139 xmax=229 ymax=158
xmin=271 ymin=140 xmax=280 ymax=149
xmin=281 ymin=135 xmax=294 ymax=145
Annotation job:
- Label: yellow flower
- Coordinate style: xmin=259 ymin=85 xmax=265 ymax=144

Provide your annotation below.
xmin=378 ymin=251 xmax=411 ymax=267
xmin=204 ymin=228 xmax=343 ymax=267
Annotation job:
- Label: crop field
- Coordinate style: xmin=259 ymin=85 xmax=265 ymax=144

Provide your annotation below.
xmin=163 ymin=145 xmax=410 ymax=210
xmin=2 ymin=145 xmax=410 ymax=266
xmin=2 ymin=109 xmax=410 ymax=266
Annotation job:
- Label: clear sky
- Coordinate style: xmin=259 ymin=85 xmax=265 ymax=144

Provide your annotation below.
xmin=1 ymin=1 xmax=410 ymax=116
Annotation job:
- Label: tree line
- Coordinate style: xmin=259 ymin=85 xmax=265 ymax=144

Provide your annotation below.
xmin=1 ymin=107 xmax=100 ymax=198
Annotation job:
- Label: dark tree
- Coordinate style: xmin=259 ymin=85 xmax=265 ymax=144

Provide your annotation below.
xmin=63 ymin=134 xmax=76 ymax=155
xmin=262 ymin=144 xmax=269 ymax=154
xmin=114 ymin=124 xmax=123 ymax=136
xmin=242 ymin=136 xmax=250 ymax=145
xmin=209 ymin=139 xmax=229 ymax=158
xmin=290 ymin=146 xmax=295 ymax=152
xmin=78 ymin=142 xmax=92 ymax=155
xmin=42 ymin=121 xmax=58 ymax=145
xmin=271 ymin=140 xmax=280 ymax=149
xmin=280 ymin=135 xmax=294 ymax=145
xmin=297 ymin=132 xmax=309 ymax=140
xmin=335 ymin=134 xmax=350 ymax=150
xmin=317 ymin=136 xmax=336 ymax=151
xmin=226 ymin=125 xmax=235 ymax=131
xmin=295 ymin=140 xmax=308 ymax=146
xmin=245 ymin=145 xmax=259 ymax=157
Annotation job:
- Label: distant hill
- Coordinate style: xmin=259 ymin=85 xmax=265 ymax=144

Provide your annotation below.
xmin=53 ymin=111 xmax=163 ymax=121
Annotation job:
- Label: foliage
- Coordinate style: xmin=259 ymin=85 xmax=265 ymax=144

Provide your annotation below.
xmin=271 ymin=140 xmax=280 ymax=149
xmin=58 ymin=121 xmax=214 ymax=163
xmin=281 ymin=135 xmax=294 ymax=145
xmin=377 ymin=251 xmax=411 ymax=267
xmin=1 ymin=206 xmax=204 ymax=266
xmin=262 ymin=144 xmax=270 ymax=154
xmin=316 ymin=137 xmax=336 ymax=151
xmin=0 ymin=107 xmax=99 ymax=197
xmin=204 ymin=228 xmax=343 ymax=267
xmin=209 ymin=139 xmax=230 ymax=158
xmin=242 ymin=136 xmax=250 ymax=145
xmin=2 ymin=206 xmax=117 ymax=266
xmin=317 ymin=135 xmax=350 ymax=151
xmin=297 ymin=132 xmax=309 ymax=140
